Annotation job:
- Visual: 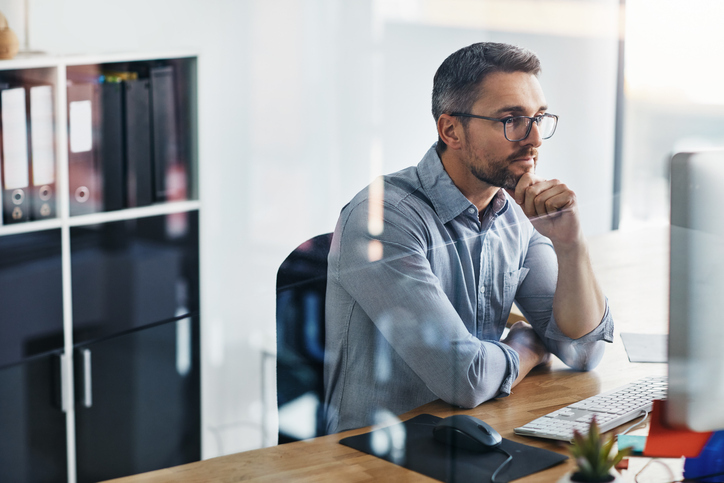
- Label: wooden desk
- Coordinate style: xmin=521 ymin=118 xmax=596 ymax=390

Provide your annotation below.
xmin=109 ymin=225 xmax=670 ymax=483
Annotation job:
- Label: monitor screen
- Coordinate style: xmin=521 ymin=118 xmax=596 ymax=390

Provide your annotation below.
xmin=667 ymin=149 xmax=724 ymax=432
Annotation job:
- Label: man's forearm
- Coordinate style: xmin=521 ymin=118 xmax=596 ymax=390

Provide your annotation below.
xmin=501 ymin=321 xmax=550 ymax=387
xmin=552 ymin=238 xmax=606 ymax=340
xmin=507 ymin=174 xmax=606 ymax=340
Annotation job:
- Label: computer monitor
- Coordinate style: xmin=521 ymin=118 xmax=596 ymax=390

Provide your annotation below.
xmin=667 ymin=149 xmax=724 ymax=432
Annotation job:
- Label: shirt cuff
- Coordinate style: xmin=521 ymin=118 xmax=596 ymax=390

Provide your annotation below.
xmin=543 ymin=297 xmax=615 ymax=343
xmin=489 ymin=340 xmax=520 ymax=398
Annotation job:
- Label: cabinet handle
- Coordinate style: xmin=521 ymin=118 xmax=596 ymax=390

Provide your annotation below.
xmin=82 ymin=348 xmax=92 ymax=408
xmin=59 ymin=353 xmax=69 ymax=413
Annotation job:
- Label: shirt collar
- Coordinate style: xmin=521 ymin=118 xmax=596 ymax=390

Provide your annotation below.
xmin=417 ymin=144 xmax=509 ymax=223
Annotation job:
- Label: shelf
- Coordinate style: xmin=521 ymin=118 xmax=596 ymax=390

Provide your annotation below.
xmin=0 ymin=53 xmax=63 ymax=71
xmin=0 ymin=50 xmax=198 ymax=71
xmin=0 ymin=52 xmax=201 ymax=483
xmin=0 ymin=218 xmax=62 ymax=235
xmin=0 ymin=201 xmax=201 ymax=236
xmin=67 ymin=200 xmax=200 ymax=226
xmin=62 ymin=50 xmax=199 ymax=66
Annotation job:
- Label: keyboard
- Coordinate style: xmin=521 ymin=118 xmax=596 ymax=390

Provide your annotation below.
xmin=514 ymin=376 xmax=668 ymax=441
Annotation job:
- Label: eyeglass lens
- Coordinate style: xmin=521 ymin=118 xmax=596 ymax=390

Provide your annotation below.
xmin=506 ymin=115 xmax=556 ymax=141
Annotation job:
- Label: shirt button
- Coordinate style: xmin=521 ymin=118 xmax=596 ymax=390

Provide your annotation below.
xmin=468 ymin=208 xmax=475 ymax=214
xmin=479 ymin=286 xmax=485 ymax=294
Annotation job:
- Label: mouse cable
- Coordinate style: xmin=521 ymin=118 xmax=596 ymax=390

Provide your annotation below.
xmin=491 ymin=447 xmax=514 ymax=483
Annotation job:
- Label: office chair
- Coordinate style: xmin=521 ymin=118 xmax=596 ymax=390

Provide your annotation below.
xmin=275 ymin=233 xmax=332 ymax=444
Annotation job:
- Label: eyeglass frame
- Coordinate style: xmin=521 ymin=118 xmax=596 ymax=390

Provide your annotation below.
xmin=450 ymin=112 xmax=559 ymax=142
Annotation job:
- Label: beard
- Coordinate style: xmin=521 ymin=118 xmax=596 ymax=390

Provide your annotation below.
xmin=465 ymin=145 xmax=538 ymax=190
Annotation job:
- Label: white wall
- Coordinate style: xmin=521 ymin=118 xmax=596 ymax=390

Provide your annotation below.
xmin=16 ymin=0 xmax=620 ymax=458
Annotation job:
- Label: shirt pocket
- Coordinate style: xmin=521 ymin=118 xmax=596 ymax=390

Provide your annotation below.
xmin=500 ymin=267 xmax=530 ymax=327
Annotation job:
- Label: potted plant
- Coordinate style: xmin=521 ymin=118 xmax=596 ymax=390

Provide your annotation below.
xmin=558 ymin=418 xmax=632 ymax=483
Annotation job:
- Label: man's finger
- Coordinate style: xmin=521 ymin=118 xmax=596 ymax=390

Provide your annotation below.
xmin=533 ymin=184 xmax=572 ymax=216
xmin=542 ymin=189 xmax=575 ymax=215
xmin=529 ymin=204 xmax=575 ymax=224
xmin=522 ymin=179 xmax=560 ymax=216
xmin=513 ymin=172 xmax=543 ymax=205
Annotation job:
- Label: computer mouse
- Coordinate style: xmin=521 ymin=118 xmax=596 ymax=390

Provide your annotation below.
xmin=432 ymin=414 xmax=503 ymax=452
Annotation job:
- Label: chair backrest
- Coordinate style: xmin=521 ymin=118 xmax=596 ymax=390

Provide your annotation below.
xmin=275 ymin=233 xmax=332 ymax=443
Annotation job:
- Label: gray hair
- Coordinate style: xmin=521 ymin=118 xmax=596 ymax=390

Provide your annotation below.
xmin=432 ymin=42 xmax=541 ymax=151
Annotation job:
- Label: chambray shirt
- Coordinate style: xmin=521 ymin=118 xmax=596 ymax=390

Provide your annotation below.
xmin=324 ymin=145 xmax=614 ymax=434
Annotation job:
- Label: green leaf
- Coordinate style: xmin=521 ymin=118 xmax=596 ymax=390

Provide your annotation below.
xmin=567 ymin=417 xmax=633 ymax=480
xmin=572 ymin=429 xmax=586 ymax=449
xmin=611 ymin=445 xmax=633 ymax=469
xmin=590 ymin=417 xmax=601 ymax=442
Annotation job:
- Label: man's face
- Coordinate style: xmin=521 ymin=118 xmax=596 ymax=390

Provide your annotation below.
xmin=459 ymin=71 xmax=548 ymax=190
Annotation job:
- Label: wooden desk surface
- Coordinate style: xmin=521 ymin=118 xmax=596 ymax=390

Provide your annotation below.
xmin=109 ymin=225 xmax=670 ymax=483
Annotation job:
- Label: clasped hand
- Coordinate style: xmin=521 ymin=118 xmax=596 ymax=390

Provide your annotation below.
xmin=505 ymin=173 xmax=582 ymax=248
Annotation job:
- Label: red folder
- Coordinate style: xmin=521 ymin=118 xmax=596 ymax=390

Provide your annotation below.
xmin=643 ymin=399 xmax=713 ymax=458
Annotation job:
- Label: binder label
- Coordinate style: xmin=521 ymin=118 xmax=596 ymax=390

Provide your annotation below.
xmin=30 ymin=86 xmax=56 ymax=185
xmin=69 ymin=100 xmax=93 ymax=153
xmin=1 ymin=87 xmax=30 ymax=189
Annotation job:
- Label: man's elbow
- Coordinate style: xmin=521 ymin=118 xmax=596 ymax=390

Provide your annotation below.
xmin=441 ymin=389 xmax=495 ymax=409
xmin=556 ymin=340 xmax=606 ymax=371
xmin=430 ymin=343 xmax=516 ymax=408
xmin=559 ymin=322 xmax=600 ymax=341
xmin=433 ymin=369 xmax=508 ymax=408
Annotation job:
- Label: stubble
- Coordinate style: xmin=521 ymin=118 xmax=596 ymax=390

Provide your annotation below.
xmin=465 ymin=144 xmax=538 ymax=190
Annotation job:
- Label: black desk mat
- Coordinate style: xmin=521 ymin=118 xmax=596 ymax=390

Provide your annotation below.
xmin=340 ymin=414 xmax=568 ymax=483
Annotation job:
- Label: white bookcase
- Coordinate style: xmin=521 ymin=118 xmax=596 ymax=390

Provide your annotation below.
xmin=0 ymin=52 xmax=201 ymax=483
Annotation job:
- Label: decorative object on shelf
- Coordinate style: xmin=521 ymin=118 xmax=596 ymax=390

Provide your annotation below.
xmin=557 ymin=418 xmax=632 ymax=483
xmin=0 ymin=11 xmax=18 ymax=60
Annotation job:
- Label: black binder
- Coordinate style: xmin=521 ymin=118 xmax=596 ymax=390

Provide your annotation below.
xmin=67 ymin=83 xmax=102 ymax=216
xmin=0 ymin=86 xmax=31 ymax=223
xmin=150 ymin=66 xmax=178 ymax=203
xmin=124 ymin=79 xmax=153 ymax=208
xmin=100 ymin=82 xmax=124 ymax=211
xmin=29 ymin=85 xmax=57 ymax=220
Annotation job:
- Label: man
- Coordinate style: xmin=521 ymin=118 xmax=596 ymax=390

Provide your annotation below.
xmin=324 ymin=42 xmax=613 ymax=434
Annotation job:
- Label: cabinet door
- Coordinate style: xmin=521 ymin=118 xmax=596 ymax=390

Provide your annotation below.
xmin=0 ymin=229 xmax=63 ymax=369
xmin=74 ymin=316 xmax=200 ymax=483
xmin=0 ymin=354 xmax=67 ymax=483
xmin=70 ymin=211 xmax=199 ymax=344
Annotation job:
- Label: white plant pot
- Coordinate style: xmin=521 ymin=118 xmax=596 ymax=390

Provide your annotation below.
xmin=557 ymin=469 xmax=624 ymax=483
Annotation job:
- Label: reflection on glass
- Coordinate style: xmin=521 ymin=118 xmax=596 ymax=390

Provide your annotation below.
xmin=370 ymin=409 xmax=405 ymax=465
xmin=175 ymin=279 xmax=192 ymax=377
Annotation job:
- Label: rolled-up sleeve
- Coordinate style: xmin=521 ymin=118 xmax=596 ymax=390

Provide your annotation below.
xmin=515 ymin=230 xmax=614 ymax=371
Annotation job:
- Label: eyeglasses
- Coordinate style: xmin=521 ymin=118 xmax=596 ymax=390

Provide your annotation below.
xmin=450 ymin=112 xmax=558 ymax=142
